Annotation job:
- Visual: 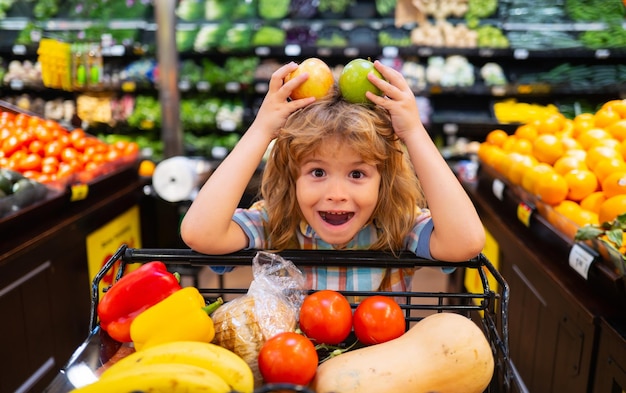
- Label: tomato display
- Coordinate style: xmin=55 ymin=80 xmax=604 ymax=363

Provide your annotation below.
xmin=353 ymin=295 xmax=406 ymax=345
xmin=258 ymin=332 xmax=318 ymax=385
xmin=299 ymin=289 xmax=353 ymax=345
xmin=0 ymin=110 xmax=139 ymax=185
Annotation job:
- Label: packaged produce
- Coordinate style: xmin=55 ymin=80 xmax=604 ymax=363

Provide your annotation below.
xmin=97 ymin=261 xmax=181 ymax=343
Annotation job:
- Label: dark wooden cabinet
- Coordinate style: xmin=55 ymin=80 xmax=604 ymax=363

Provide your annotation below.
xmin=593 ymin=318 xmax=626 ymax=393
xmin=466 ymin=166 xmax=624 ymax=393
xmin=0 ymin=167 xmax=145 ymax=393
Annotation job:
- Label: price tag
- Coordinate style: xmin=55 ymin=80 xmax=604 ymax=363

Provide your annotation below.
xmin=284 ymin=44 xmax=301 ymax=57
xmin=70 ymin=184 xmax=89 ymax=202
xmin=178 ymin=80 xmax=191 ymax=92
xmin=10 ymin=79 xmax=24 ymax=90
xmin=197 ymin=81 xmax=211 ymax=92
xmin=225 ymin=82 xmax=240 ymax=93
xmin=516 ymin=202 xmax=533 ymax=227
xmin=491 ymin=86 xmax=506 ymax=96
xmin=121 ymin=81 xmax=136 ymax=92
xmin=109 ymin=45 xmax=126 ymax=57
xmin=478 ymin=48 xmax=494 ymax=57
xmin=382 ymin=46 xmax=399 ymax=58
xmin=343 ymin=47 xmax=359 ymax=57
xmin=220 ymin=119 xmax=237 ymax=132
xmin=255 ymin=46 xmax=271 ymax=56
xmin=255 ymin=82 xmax=269 ymax=94
xmin=568 ymin=243 xmax=596 ymax=280
xmin=101 ymin=33 xmax=113 ymax=47
xmin=12 ymin=45 xmax=26 ymax=55
xmin=417 ymin=47 xmax=433 ymax=56
xmin=595 ymin=49 xmax=610 ymax=59
xmin=492 ymin=179 xmax=505 ymax=201
xmin=30 ymin=30 xmax=42 ymax=43
xmin=317 ymin=47 xmax=332 ymax=57
xmin=513 ymin=49 xmax=529 ymax=59
xmin=211 ymin=146 xmax=228 ymax=159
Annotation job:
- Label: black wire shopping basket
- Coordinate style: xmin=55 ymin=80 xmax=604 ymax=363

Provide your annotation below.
xmin=47 ymin=244 xmax=528 ymax=393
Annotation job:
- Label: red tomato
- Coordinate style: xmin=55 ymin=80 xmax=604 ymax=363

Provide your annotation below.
xmin=299 ymin=289 xmax=352 ymax=345
xmin=353 ymin=295 xmax=406 ymax=345
xmin=258 ymin=332 xmax=318 ymax=385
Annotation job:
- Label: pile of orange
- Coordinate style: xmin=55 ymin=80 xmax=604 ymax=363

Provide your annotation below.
xmin=479 ymin=99 xmax=626 ymax=234
xmin=0 ymin=111 xmax=140 ymax=185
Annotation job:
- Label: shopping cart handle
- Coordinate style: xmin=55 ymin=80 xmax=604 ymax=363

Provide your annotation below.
xmin=120 ymin=246 xmax=479 ymax=269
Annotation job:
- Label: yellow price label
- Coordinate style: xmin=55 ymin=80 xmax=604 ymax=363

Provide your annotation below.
xmin=70 ymin=184 xmax=89 ymax=201
xmin=517 ymin=202 xmax=533 ymax=227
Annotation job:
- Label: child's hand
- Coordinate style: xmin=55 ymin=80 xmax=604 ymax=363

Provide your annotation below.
xmin=365 ymin=60 xmax=422 ymax=141
xmin=252 ymin=62 xmax=316 ymax=140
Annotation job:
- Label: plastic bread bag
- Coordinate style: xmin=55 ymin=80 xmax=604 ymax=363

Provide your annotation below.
xmin=210 ymin=251 xmax=305 ymax=387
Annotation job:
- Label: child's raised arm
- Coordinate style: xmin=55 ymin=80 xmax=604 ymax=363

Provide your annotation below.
xmin=180 ymin=62 xmax=315 ymax=255
xmin=366 ymin=60 xmax=485 ymax=261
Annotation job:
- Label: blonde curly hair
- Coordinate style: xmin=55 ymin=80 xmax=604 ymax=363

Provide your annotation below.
xmin=261 ymin=91 xmax=426 ymax=252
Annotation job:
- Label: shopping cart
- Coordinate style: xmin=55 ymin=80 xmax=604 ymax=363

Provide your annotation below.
xmin=45 ymin=244 xmax=528 ymax=393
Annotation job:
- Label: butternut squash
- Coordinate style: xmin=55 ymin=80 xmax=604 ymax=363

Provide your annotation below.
xmin=311 ymin=312 xmax=494 ymax=393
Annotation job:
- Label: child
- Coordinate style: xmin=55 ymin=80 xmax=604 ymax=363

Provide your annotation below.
xmin=180 ymin=60 xmax=485 ymax=292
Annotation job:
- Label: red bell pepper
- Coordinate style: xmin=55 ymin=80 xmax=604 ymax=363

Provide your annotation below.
xmin=97 ymin=261 xmax=181 ymax=343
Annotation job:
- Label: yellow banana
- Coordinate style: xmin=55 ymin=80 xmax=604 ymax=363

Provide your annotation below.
xmin=100 ymin=340 xmax=254 ymax=393
xmin=70 ymin=362 xmax=230 ymax=393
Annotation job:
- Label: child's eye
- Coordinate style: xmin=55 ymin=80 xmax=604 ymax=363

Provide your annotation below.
xmin=312 ymin=168 xmax=325 ymax=177
xmin=349 ymin=170 xmax=364 ymax=179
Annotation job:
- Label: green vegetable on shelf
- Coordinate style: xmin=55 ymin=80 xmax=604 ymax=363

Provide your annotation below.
xmin=258 ymin=0 xmax=290 ymax=20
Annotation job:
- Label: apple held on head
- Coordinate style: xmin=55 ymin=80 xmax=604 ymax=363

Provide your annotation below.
xmin=284 ymin=57 xmax=335 ymax=100
xmin=339 ymin=58 xmax=385 ymax=104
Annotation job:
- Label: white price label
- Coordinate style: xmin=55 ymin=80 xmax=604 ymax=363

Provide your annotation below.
xmin=225 ymin=82 xmax=240 ymax=93
xmin=595 ymin=49 xmax=610 ymax=59
xmin=513 ymin=49 xmax=529 ymax=59
xmin=568 ymin=243 xmax=595 ymax=280
xmin=197 ymin=81 xmax=211 ymax=92
xmin=255 ymin=82 xmax=269 ymax=94
xmin=255 ymin=46 xmax=271 ymax=56
xmin=382 ymin=46 xmax=399 ymax=58
xmin=284 ymin=44 xmax=301 ymax=57
xmin=492 ymin=179 xmax=505 ymax=201
xmin=343 ymin=47 xmax=359 ymax=57
xmin=12 ymin=45 xmax=26 ymax=55
xmin=317 ymin=47 xmax=332 ymax=57
xmin=178 ymin=80 xmax=191 ymax=91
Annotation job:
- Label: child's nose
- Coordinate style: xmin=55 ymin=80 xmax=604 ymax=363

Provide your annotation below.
xmin=326 ymin=178 xmax=348 ymax=201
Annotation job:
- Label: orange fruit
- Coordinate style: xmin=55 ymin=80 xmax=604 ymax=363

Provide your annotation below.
xmin=601 ymin=171 xmax=626 ymax=198
xmin=594 ymin=107 xmax=621 ymax=128
xmin=598 ymin=194 xmax=626 ymax=224
xmin=604 ymin=99 xmax=626 ymax=118
xmin=563 ymin=148 xmax=587 ymax=161
xmin=554 ymin=200 xmax=582 ymax=222
xmin=585 ymin=145 xmax=623 ymax=170
xmin=536 ymin=113 xmax=565 ymax=135
xmin=514 ymin=123 xmax=538 ymax=141
xmin=572 ymin=209 xmax=599 ymax=227
xmin=553 ymin=155 xmax=587 ymax=175
xmin=521 ymin=163 xmax=554 ymax=194
xmin=509 ymin=138 xmax=534 ymax=155
xmin=534 ymin=171 xmax=569 ymax=205
xmin=605 ymin=119 xmax=626 ymax=141
xmin=485 ymin=129 xmax=509 ymax=147
xmin=563 ymin=169 xmax=598 ymax=201
xmin=560 ymin=136 xmax=582 ymax=151
xmin=572 ymin=113 xmax=596 ymax=137
xmin=580 ymin=191 xmax=607 ymax=214
xmin=507 ymin=155 xmax=537 ymax=185
xmin=593 ymin=158 xmax=626 ymax=183
xmin=590 ymin=137 xmax=621 ymax=150
xmin=501 ymin=135 xmax=519 ymax=152
xmin=577 ymin=128 xmax=612 ymax=150
xmin=532 ymin=134 xmax=564 ymax=165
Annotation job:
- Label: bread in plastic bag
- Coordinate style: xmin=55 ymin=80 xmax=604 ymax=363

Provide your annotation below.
xmin=211 ymin=251 xmax=305 ymax=387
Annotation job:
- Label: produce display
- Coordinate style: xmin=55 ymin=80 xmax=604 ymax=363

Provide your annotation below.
xmin=0 ymin=108 xmax=140 ymax=217
xmin=76 ymin=250 xmax=498 ymax=393
xmin=478 ymin=98 xmax=626 ymax=274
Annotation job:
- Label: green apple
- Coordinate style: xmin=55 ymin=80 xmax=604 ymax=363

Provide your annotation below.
xmin=339 ymin=58 xmax=384 ymax=104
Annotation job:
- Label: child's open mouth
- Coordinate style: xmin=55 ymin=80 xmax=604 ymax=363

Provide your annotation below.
xmin=320 ymin=211 xmax=354 ymax=225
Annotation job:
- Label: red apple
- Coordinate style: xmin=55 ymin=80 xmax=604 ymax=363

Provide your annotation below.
xmin=284 ymin=58 xmax=334 ymax=100
xmin=339 ymin=58 xmax=384 ymax=104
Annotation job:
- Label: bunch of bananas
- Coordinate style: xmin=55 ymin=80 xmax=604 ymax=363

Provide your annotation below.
xmin=71 ymin=341 xmax=254 ymax=393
